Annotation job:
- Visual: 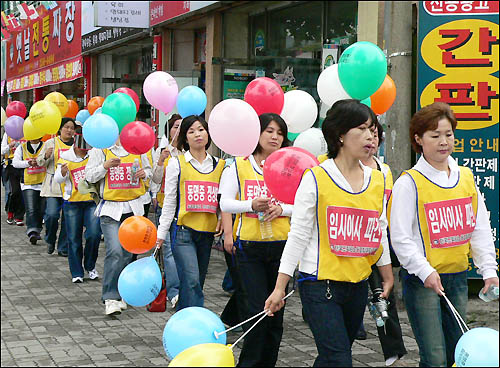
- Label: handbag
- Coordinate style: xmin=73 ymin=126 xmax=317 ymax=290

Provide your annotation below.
xmin=147 ymin=246 xmax=167 ymax=312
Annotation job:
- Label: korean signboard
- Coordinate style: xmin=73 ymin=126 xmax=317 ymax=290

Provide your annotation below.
xmin=150 ymin=1 xmax=218 ymax=27
xmin=95 ymin=1 xmax=150 ymax=29
xmin=223 ymin=69 xmax=256 ymax=100
xmin=5 ymin=1 xmax=82 ymax=93
xmin=418 ymin=1 xmax=499 ymax=278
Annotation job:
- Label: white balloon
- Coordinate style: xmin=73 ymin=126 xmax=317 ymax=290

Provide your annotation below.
xmin=293 ymin=128 xmax=328 ymax=157
xmin=1 ymin=107 xmax=6 ymax=126
xmin=281 ymin=90 xmax=318 ymax=134
xmin=317 ymin=64 xmax=351 ymax=108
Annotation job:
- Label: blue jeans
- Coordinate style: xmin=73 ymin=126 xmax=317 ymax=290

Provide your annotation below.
xmin=44 ymin=196 xmax=68 ymax=253
xmin=171 ymin=225 xmax=214 ymax=310
xmin=155 ymin=206 xmax=180 ymax=300
xmin=100 ymin=214 xmax=134 ymax=301
xmin=64 ymin=201 xmax=101 ymax=278
xmin=299 ymin=276 xmax=368 ymax=367
xmin=401 ymin=268 xmax=467 ymax=367
xmin=2 ymin=166 xmax=11 ymax=209
xmin=22 ymin=189 xmax=46 ymax=236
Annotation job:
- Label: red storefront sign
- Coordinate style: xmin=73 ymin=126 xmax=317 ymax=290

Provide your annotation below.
xmin=150 ymin=1 xmax=190 ymax=27
xmin=424 ymin=1 xmax=499 ymax=15
xmin=5 ymin=1 xmax=82 ymax=91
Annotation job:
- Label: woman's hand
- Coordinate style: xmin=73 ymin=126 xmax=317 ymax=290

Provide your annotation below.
xmin=103 ymin=157 xmax=121 ymax=169
xmin=134 ymin=168 xmax=146 ymax=180
xmin=158 ymin=149 xmax=171 ymax=166
xmin=44 ymin=147 xmax=54 ymax=159
xmin=60 ymin=163 xmax=69 ymax=176
xmin=424 ymin=271 xmax=444 ymax=295
xmin=263 ymin=204 xmax=282 ymax=222
xmin=482 ymin=276 xmax=499 ymax=294
xmin=155 ymin=238 xmax=164 ymax=248
xmin=264 ymin=288 xmax=286 ymax=316
xmin=251 ymin=197 xmax=270 ymax=212
xmin=215 ymin=219 xmax=223 ymax=237
xmin=224 ymin=234 xmax=236 ymax=255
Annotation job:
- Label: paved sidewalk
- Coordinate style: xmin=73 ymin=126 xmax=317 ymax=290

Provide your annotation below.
xmin=1 ymin=185 xmax=497 ymax=367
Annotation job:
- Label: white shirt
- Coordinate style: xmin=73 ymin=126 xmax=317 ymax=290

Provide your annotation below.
xmin=1 ymin=133 xmax=11 ymax=156
xmin=12 ymin=143 xmax=43 ymax=191
xmin=150 ymin=146 xmax=183 ymax=199
xmin=84 ymin=145 xmax=152 ymax=221
xmin=54 ymin=147 xmax=88 ymax=200
xmin=219 ymin=155 xmax=294 ymax=236
xmin=278 ymin=158 xmax=391 ymax=278
xmin=157 ymin=151 xmax=218 ymax=240
xmin=390 ymin=155 xmax=497 ymax=282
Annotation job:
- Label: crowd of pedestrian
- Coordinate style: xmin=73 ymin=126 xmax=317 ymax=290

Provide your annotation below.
xmin=1 ymin=100 xmax=498 ymax=367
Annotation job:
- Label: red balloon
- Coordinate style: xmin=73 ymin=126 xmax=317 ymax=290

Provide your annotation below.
xmin=244 ymin=77 xmax=285 ymax=116
xmin=120 ymin=121 xmax=155 ymax=155
xmin=263 ymin=147 xmax=319 ymax=204
xmin=6 ymin=101 xmax=27 ymax=118
xmin=114 ymin=87 xmax=140 ymax=112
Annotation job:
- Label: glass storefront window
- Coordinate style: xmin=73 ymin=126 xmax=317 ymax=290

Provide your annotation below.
xmin=326 ymin=1 xmax=358 ymax=50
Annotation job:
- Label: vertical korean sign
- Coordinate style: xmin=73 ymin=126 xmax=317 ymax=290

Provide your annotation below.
xmin=418 ymin=1 xmax=499 ymax=278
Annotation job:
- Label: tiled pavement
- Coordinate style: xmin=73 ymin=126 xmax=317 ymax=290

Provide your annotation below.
xmin=1 ymin=185 xmax=496 ymax=367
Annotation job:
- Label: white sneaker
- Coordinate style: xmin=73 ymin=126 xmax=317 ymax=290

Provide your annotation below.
xmin=88 ymin=269 xmax=99 ymax=280
xmin=117 ymin=299 xmax=127 ymax=310
xmin=385 ymin=356 xmax=399 ymax=366
xmin=170 ymin=294 xmax=179 ymax=309
xmin=72 ymin=277 xmax=83 ymax=283
xmin=105 ymin=300 xmax=121 ymax=315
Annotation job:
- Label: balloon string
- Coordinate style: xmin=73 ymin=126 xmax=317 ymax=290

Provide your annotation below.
xmin=230 ymin=313 xmax=268 ymax=350
xmin=440 ymin=291 xmax=469 ymax=334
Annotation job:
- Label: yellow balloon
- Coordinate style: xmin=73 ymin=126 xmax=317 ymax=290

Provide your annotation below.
xmin=168 ymin=343 xmax=235 ymax=367
xmin=23 ymin=117 xmax=44 ymax=140
xmin=1 ymin=107 xmax=6 ymax=126
xmin=452 ymin=364 xmax=457 ymax=367
xmin=30 ymin=100 xmax=62 ymax=135
xmin=44 ymin=92 xmax=69 ymax=116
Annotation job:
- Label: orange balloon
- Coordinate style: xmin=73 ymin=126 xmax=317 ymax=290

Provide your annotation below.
xmin=87 ymin=96 xmax=104 ymax=115
xmin=370 ymin=75 xmax=396 ymax=115
xmin=65 ymin=100 xmax=79 ymax=119
xmin=41 ymin=134 xmax=53 ymax=142
xmin=118 ymin=216 xmax=157 ymax=254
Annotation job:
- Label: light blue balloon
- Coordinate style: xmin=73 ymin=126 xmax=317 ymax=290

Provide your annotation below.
xmin=94 ymin=107 xmax=102 ymax=114
xmin=82 ymin=113 xmax=119 ymax=149
xmin=360 ymin=97 xmax=371 ymax=107
xmin=162 ymin=306 xmax=226 ymax=359
xmin=455 ymin=327 xmax=499 ymax=367
xmin=118 ymin=256 xmax=162 ymax=307
xmin=176 ymin=86 xmax=207 ymax=118
xmin=75 ymin=109 xmax=91 ymax=124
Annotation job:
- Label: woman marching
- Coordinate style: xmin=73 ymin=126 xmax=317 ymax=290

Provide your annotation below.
xmin=388 ymin=102 xmax=498 ymax=366
xmin=265 ymin=99 xmax=394 ymax=367
xmin=155 ymin=115 xmax=225 ymax=311
xmin=37 ymin=118 xmax=76 ymax=256
xmin=219 ymin=113 xmax=293 ymax=367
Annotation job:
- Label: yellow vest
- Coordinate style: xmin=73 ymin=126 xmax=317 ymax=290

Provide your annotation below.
xmin=389 ymin=167 xmax=477 ymax=274
xmin=156 ymin=156 xmax=171 ymax=208
xmin=59 ymin=156 xmax=93 ymax=202
xmin=176 ymin=154 xmax=225 ymax=233
xmin=317 ymin=153 xmax=328 ymax=164
xmin=54 ymin=137 xmax=72 ymax=165
xmin=5 ymin=137 xmax=26 ymax=161
xmin=233 ymin=157 xmax=290 ymax=242
xmin=102 ymin=149 xmax=146 ymax=201
xmin=382 ymin=163 xmax=394 ymax=203
xmin=21 ymin=142 xmax=46 ymax=185
xmin=312 ymin=166 xmax=385 ymax=282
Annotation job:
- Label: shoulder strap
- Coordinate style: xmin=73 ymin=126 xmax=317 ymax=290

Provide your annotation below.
xmin=212 ymin=155 xmax=217 ymax=170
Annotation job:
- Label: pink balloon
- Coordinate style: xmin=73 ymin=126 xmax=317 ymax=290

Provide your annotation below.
xmin=114 ymin=87 xmax=140 ymax=112
xmin=263 ymin=147 xmax=319 ymax=204
xmin=244 ymin=77 xmax=284 ymax=116
xmin=208 ymin=99 xmax=260 ymax=157
xmin=143 ymin=71 xmax=178 ymax=113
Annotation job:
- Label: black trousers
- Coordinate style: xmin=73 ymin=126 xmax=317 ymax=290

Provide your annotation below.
xmin=6 ymin=165 xmax=25 ymax=220
xmin=221 ymin=248 xmax=247 ymax=327
xmin=235 ymin=240 xmax=286 ymax=367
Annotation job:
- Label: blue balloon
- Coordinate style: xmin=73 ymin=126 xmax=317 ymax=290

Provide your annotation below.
xmin=94 ymin=107 xmax=102 ymax=114
xmin=163 ymin=307 xmax=226 ymax=359
xmin=75 ymin=109 xmax=91 ymax=124
xmin=176 ymin=86 xmax=207 ymax=118
xmin=82 ymin=113 xmax=119 ymax=149
xmin=118 ymin=256 xmax=162 ymax=307
xmin=455 ymin=327 xmax=499 ymax=367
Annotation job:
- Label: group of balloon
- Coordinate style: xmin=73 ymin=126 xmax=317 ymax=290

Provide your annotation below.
xmin=2 ymin=41 xmax=498 ymax=367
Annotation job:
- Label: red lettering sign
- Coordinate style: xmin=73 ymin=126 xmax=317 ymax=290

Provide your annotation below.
xmin=184 ymin=180 xmax=219 ymax=213
xmin=327 ymin=206 xmax=381 ymax=257
xmin=108 ymin=163 xmax=139 ymax=189
xmin=27 ymin=165 xmax=46 ymax=175
xmin=424 ymin=196 xmax=476 ymax=248
xmin=243 ymin=179 xmax=284 ymax=218
xmin=70 ymin=166 xmax=85 ymax=190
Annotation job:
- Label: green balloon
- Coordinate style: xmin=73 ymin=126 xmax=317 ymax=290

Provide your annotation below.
xmin=288 ymin=132 xmax=299 ymax=141
xmin=338 ymin=41 xmax=387 ymax=100
xmin=360 ymin=97 xmax=371 ymax=107
xmin=102 ymin=92 xmax=137 ymax=132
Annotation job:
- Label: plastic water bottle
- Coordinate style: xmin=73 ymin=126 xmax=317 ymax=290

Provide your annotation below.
xmin=130 ymin=158 xmax=140 ymax=185
xmin=479 ymin=285 xmax=499 ymax=302
xmin=257 ymin=211 xmax=273 ymax=239
xmin=368 ymin=300 xmax=385 ymax=327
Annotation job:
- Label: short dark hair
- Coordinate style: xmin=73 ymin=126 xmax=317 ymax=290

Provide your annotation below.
xmin=322 ymin=99 xmax=377 ymax=159
xmin=165 ymin=113 xmax=182 ymax=136
xmin=375 ymin=120 xmax=384 ymax=147
xmin=253 ymin=113 xmax=291 ymax=154
xmin=409 ymin=102 xmax=457 ymax=154
xmin=59 ymin=117 xmax=76 ymax=132
xmin=176 ymin=115 xmax=211 ymax=151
